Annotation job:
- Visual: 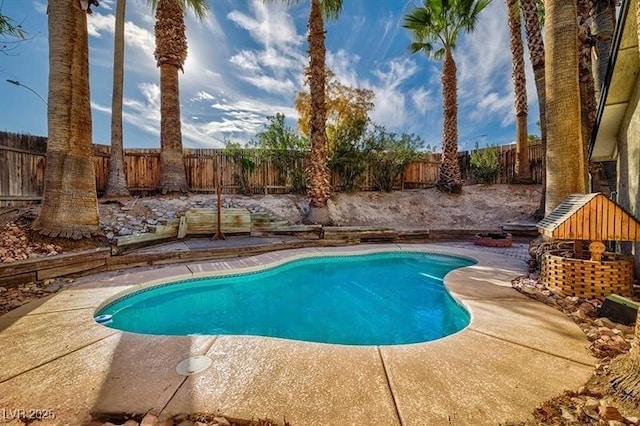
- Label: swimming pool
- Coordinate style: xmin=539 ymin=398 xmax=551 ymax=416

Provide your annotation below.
xmin=95 ymin=252 xmax=475 ymax=345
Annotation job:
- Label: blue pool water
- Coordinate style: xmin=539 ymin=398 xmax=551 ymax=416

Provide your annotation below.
xmin=95 ymin=252 xmax=474 ymax=345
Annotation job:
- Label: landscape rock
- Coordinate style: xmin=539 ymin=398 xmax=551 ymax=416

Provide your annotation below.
xmin=140 ymin=413 xmax=157 ymax=425
xmin=599 ymin=406 xmax=624 ymax=422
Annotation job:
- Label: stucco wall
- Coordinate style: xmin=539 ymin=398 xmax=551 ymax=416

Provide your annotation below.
xmin=618 ymin=76 xmax=640 ymax=273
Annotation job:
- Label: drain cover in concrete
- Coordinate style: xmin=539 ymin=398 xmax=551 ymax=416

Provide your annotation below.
xmin=176 ymin=356 xmax=212 ymax=375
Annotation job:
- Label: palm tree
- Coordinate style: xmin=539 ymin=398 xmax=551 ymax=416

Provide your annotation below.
xmin=591 ymin=0 xmax=617 ymax=104
xmin=506 ymin=0 xmax=531 ymax=182
xmin=577 ymin=0 xmax=595 ymax=185
xmin=520 ymin=0 xmax=546 ymax=215
xmin=543 ymin=0 xmax=587 ymax=215
xmin=104 ymin=0 xmax=130 ymax=198
xmin=269 ymin=0 xmax=343 ymax=223
xmin=148 ymin=0 xmax=209 ymax=194
xmin=404 ymin=0 xmax=492 ymax=193
xmin=609 ymin=2 xmax=640 ymax=404
xmin=33 ymin=0 xmax=99 ymax=239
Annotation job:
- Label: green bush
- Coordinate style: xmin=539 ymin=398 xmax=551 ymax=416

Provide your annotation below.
xmin=224 ymin=141 xmax=255 ymax=195
xmin=328 ymin=118 xmax=369 ymax=191
xmin=363 ymin=125 xmax=424 ymax=191
xmin=289 ymin=169 xmax=307 ymax=194
xmin=252 ymin=113 xmax=308 ymax=191
xmin=469 ymin=142 xmax=501 ymax=184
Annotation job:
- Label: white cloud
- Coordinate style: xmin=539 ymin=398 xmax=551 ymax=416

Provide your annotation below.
xmin=327 ymin=49 xmax=360 ymax=87
xmin=456 ymin=1 xmax=517 ymax=126
xmin=226 ymin=0 xmax=306 ymax=95
xmin=227 ymin=1 xmax=303 ymax=49
xmin=191 ymin=91 xmax=215 ymax=102
xmin=87 ymin=11 xmax=155 ymax=61
xmin=240 ymin=75 xmax=298 ymax=95
xmin=32 ymin=1 xmax=47 ymax=14
xmin=410 ymin=87 xmax=436 ymax=113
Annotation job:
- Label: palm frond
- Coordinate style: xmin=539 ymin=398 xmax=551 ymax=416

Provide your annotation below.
xmin=147 ymin=0 xmax=209 ymax=20
xmin=321 ymin=0 xmax=343 ymax=20
xmin=404 ymin=0 xmax=490 ymax=59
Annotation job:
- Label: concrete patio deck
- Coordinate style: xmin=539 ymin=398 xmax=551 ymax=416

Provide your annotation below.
xmin=0 ymin=243 xmax=594 ymax=425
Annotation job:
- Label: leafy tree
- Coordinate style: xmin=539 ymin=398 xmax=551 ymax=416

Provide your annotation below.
xmin=404 ymin=0 xmax=491 ymax=193
xmin=469 ymin=142 xmax=500 ymax=184
xmin=328 ymin=117 xmax=370 ymax=191
xmin=295 ymin=69 xmax=375 ymax=154
xmin=0 ymin=6 xmax=27 ymax=55
xmin=364 ymin=125 xmax=424 ymax=192
xmin=253 ymin=113 xmax=308 ymax=193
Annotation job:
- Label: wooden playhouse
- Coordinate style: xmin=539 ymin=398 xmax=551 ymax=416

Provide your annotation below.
xmin=537 ymin=193 xmax=640 ymax=298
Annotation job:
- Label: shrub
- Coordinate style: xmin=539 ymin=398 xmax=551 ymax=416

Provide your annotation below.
xmin=363 ymin=125 xmax=424 ymax=191
xmin=469 ymin=142 xmax=501 ymax=184
xmin=252 ymin=113 xmax=308 ymax=192
xmin=328 ymin=118 xmax=369 ymax=191
xmin=224 ymin=141 xmax=255 ymax=195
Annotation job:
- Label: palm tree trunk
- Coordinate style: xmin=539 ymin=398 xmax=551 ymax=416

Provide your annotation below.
xmin=521 ymin=0 xmax=547 ymax=215
xmin=159 ymin=63 xmax=188 ymax=193
xmin=507 ymin=0 xmax=532 ymax=182
xmin=592 ymin=0 xmax=616 ymax=105
xmin=104 ymin=0 xmax=130 ymax=198
xmin=436 ymin=49 xmax=462 ymax=193
xmin=609 ymin=1 xmax=640 ymax=405
xmin=32 ymin=0 xmax=99 ymax=239
xmin=305 ymin=0 xmax=331 ymax=221
xmin=544 ymin=0 xmax=587 ymax=215
xmin=155 ymin=0 xmax=189 ymax=194
xmin=578 ymin=0 xmax=596 ymax=187
xmin=610 ymin=317 xmax=640 ymax=406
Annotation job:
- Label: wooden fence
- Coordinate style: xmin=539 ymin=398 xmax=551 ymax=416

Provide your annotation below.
xmin=0 ymin=131 xmax=543 ymax=206
xmin=0 ymin=133 xmax=47 ymax=206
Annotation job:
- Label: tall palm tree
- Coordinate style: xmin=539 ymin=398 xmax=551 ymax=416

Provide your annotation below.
xmin=609 ymin=1 xmax=640 ymax=404
xmin=148 ymin=0 xmax=208 ymax=194
xmin=32 ymin=0 xmax=99 ymax=239
xmin=270 ymin=0 xmax=343 ymax=223
xmin=577 ymin=0 xmax=595 ymax=185
xmin=520 ymin=0 xmax=547 ymax=215
xmin=591 ymin=0 xmax=617 ymax=104
xmin=543 ymin=0 xmax=587 ymax=215
xmin=506 ymin=0 xmax=531 ymax=182
xmin=104 ymin=0 xmax=130 ymax=198
xmin=404 ymin=0 xmax=491 ymax=193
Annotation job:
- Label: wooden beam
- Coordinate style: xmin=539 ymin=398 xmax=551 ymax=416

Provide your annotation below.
xmin=0 ymin=248 xmax=110 ymax=278
xmin=177 ymin=216 xmax=188 ymax=239
xmin=37 ymin=259 xmax=107 ymax=281
xmin=0 ymin=196 xmax=43 ymax=201
xmin=0 ymin=145 xmax=46 ymax=155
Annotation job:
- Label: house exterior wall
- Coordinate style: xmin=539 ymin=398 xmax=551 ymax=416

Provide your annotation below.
xmin=618 ymin=76 xmax=640 ymax=273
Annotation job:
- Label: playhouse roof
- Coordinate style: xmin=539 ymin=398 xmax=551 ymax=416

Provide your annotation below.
xmin=537 ymin=193 xmax=640 ymax=241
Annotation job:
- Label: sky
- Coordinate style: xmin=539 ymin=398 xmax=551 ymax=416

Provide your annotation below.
xmin=0 ymin=0 xmax=540 ymax=150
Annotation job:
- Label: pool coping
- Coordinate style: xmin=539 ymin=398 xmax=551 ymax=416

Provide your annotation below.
xmin=0 ymin=243 xmax=596 ymax=426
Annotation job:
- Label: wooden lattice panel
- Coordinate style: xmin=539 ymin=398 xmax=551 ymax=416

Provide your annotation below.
xmin=541 ymin=251 xmax=634 ymax=298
